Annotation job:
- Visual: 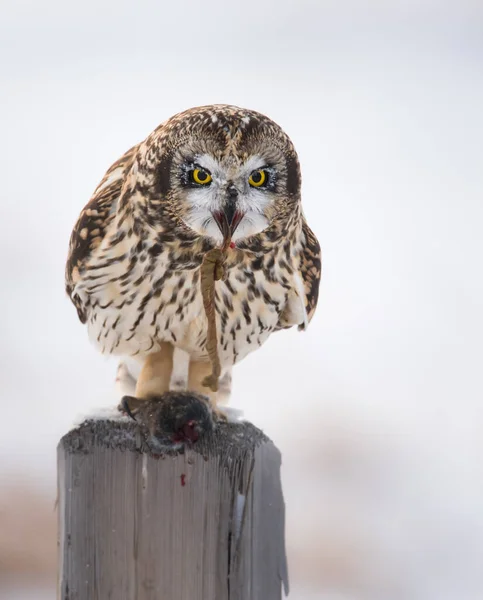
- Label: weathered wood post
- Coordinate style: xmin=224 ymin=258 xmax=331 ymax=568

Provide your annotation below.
xmin=57 ymin=416 xmax=288 ymax=599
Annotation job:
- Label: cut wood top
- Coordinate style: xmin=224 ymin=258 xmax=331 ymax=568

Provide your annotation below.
xmin=60 ymin=416 xmax=271 ymax=460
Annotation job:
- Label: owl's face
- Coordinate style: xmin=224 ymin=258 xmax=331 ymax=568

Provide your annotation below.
xmin=139 ymin=106 xmax=301 ymax=246
xmin=176 ymin=152 xmax=278 ymax=243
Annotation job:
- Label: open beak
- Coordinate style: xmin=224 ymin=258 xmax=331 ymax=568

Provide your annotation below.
xmin=213 ymin=184 xmax=244 ymax=239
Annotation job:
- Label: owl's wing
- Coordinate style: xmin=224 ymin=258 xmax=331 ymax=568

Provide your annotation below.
xmin=298 ymin=219 xmax=321 ymax=328
xmin=276 ymin=219 xmax=321 ymax=331
xmin=65 ymin=144 xmax=139 ymax=323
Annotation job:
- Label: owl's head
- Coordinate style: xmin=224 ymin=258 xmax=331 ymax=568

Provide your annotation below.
xmin=134 ymin=105 xmax=301 ymax=247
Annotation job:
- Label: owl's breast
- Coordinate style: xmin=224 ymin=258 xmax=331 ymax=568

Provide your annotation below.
xmin=80 ymin=247 xmax=290 ymax=366
xmin=201 ymin=266 xmax=288 ymax=365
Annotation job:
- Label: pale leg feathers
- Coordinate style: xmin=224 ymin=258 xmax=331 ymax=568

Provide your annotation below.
xmin=135 ymin=343 xmax=173 ymax=398
xmin=115 ymin=347 xmax=233 ymax=407
xmin=115 ymin=362 xmax=137 ymax=397
xmin=217 ymin=368 xmax=232 ymax=405
xmin=169 ymin=347 xmax=190 ymax=391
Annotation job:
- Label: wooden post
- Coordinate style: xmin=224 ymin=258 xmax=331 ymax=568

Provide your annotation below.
xmin=57 ymin=416 xmax=289 ymax=599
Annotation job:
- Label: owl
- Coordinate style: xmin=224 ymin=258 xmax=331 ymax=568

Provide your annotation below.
xmin=66 ymin=105 xmax=321 ymax=446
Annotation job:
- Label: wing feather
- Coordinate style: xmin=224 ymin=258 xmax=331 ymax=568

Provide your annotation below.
xmin=65 ymin=144 xmax=138 ymax=322
xmin=298 ymin=219 xmax=321 ymax=328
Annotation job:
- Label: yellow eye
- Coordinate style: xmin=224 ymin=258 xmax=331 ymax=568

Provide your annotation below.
xmin=192 ymin=168 xmax=212 ymax=185
xmin=248 ymin=169 xmax=267 ymax=187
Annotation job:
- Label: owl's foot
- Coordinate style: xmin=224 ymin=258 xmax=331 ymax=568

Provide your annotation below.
xmin=119 ymin=391 xmax=214 ymax=452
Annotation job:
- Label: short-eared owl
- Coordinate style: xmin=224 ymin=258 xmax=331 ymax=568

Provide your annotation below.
xmin=66 ymin=105 xmax=321 ymax=444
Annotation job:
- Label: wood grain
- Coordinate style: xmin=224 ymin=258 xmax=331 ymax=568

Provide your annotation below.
xmin=57 ymin=418 xmax=288 ymax=599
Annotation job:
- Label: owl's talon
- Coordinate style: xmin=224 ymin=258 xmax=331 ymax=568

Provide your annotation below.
xmin=119 ymin=396 xmax=137 ymax=421
xmin=118 ymin=395 xmax=145 ymax=420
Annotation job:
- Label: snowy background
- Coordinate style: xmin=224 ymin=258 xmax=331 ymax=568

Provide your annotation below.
xmin=1 ymin=0 xmax=483 ymax=598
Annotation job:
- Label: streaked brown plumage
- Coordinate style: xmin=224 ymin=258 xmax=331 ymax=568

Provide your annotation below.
xmin=66 ymin=104 xmax=321 ymax=445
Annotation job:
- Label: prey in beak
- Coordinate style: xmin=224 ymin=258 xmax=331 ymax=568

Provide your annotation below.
xmin=212 ymin=184 xmax=244 ymax=243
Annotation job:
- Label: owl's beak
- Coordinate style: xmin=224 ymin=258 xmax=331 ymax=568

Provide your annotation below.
xmin=213 ymin=184 xmax=244 ymax=238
